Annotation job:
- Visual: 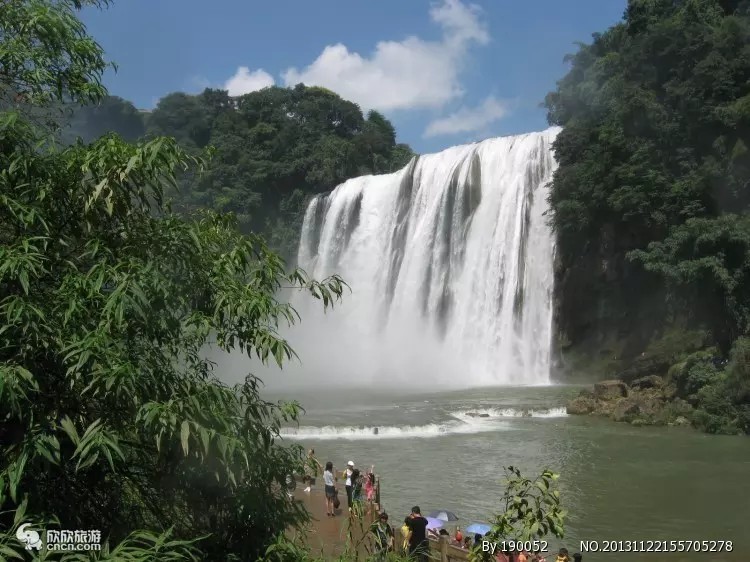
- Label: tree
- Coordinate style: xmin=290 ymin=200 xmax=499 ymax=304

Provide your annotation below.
xmin=115 ymin=83 xmax=415 ymax=260
xmin=630 ymin=214 xmax=750 ymax=344
xmin=468 ymin=467 xmax=566 ymax=562
xmin=147 ymin=92 xmax=211 ymax=149
xmin=545 ymin=0 xmax=750 ymax=367
xmin=0 ymin=1 xmax=345 ymax=559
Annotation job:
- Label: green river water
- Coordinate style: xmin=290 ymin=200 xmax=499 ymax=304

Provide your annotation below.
xmin=273 ymin=384 xmax=750 ymax=561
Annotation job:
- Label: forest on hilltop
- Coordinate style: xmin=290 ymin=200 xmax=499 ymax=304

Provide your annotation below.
xmin=59 ymin=86 xmax=414 ymax=258
xmin=546 ymin=0 xmax=750 ymax=433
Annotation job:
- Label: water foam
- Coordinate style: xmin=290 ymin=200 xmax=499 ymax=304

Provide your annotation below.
xmin=286 ymin=129 xmax=560 ymax=388
xmin=280 ymin=421 xmax=511 ymax=441
xmin=450 ymin=407 xmax=568 ymax=421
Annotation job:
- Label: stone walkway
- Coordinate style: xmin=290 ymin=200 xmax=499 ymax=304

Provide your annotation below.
xmin=292 ymin=485 xmax=378 ymax=560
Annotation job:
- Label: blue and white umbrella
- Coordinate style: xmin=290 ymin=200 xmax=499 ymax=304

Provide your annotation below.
xmin=428 ymin=510 xmax=459 ymax=522
xmin=465 ymin=522 xmax=492 ymax=535
xmin=425 ymin=517 xmax=444 ymax=530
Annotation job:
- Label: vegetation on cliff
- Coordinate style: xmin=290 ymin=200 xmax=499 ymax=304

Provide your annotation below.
xmin=547 ymin=0 xmax=750 ymax=434
xmin=60 ymin=87 xmax=414 ymax=259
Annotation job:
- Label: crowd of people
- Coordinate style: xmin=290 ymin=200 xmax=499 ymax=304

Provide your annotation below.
xmin=302 ymin=450 xmax=583 ymax=562
xmin=303 ymin=450 xmax=377 ymax=518
xmin=392 ymin=507 xmax=583 ymax=562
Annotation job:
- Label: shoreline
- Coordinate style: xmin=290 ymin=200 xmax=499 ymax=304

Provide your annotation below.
xmin=566 ymin=378 xmax=700 ymax=430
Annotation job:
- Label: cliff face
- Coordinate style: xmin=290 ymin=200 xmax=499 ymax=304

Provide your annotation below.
xmin=550 ymin=231 xmax=670 ymax=382
xmin=543 ymin=2 xmax=750 ymax=384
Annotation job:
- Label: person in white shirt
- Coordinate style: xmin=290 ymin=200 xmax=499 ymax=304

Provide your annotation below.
xmin=343 ymin=460 xmax=355 ymax=512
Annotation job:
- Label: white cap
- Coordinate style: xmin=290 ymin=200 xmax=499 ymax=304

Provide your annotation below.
xmin=347 ymin=461 xmax=354 ymax=467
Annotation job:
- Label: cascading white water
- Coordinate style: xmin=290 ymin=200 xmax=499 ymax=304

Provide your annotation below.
xmin=285 ymin=127 xmax=559 ymax=388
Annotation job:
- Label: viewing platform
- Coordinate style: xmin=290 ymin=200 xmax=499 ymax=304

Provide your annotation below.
xmin=293 ymin=475 xmax=471 ymax=561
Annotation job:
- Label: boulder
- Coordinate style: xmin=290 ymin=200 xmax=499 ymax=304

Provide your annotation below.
xmin=639 ymin=398 xmax=664 ymax=418
xmin=612 ymin=398 xmax=640 ymax=422
xmin=567 ymin=396 xmax=596 ymax=415
xmin=674 ymin=416 xmax=691 ymax=427
xmin=593 ymin=380 xmax=629 ymax=400
xmin=631 ymin=375 xmax=665 ymax=390
xmin=465 ymin=412 xmax=490 ymax=418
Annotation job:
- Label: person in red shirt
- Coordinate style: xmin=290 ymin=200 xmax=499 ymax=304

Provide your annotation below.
xmin=454 ymin=527 xmax=463 ymax=544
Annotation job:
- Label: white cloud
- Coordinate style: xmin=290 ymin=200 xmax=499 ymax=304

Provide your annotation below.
xmin=280 ymin=0 xmax=489 ymax=111
xmin=224 ymin=66 xmax=275 ymax=96
xmin=423 ymin=96 xmax=508 ymax=138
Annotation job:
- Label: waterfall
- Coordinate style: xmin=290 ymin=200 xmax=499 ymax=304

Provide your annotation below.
xmin=287 ymin=127 xmax=559 ymax=388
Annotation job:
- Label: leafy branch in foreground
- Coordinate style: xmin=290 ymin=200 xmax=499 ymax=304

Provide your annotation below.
xmin=1 ymin=2 xmax=346 ymax=559
xmin=469 ymin=467 xmax=566 ymax=562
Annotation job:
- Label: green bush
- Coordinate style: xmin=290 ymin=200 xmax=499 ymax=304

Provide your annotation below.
xmin=725 ymin=336 xmax=750 ymax=405
xmin=669 ymin=348 xmax=722 ymax=398
xmin=644 ymin=329 xmax=709 ymax=364
xmin=686 ymin=338 xmax=750 ymax=434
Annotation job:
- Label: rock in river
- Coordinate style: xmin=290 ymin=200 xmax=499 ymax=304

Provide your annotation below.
xmin=593 ymin=380 xmax=629 ymax=400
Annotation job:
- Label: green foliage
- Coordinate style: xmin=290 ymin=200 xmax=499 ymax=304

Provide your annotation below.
xmin=0 ymin=1 xmax=347 ymax=559
xmin=631 ymin=214 xmax=750 ymax=342
xmin=668 ymin=349 xmax=721 ymax=397
xmin=469 ymin=467 xmax=565 ymax=562
xmin=145 ymin=85 xmax=415 ymax=259
xmin=668 ymin=338 xmax=750 ymax=434
xmin=546 ymin=0 xmax=750 ymax=360
xmin=58 ymin=86 xmax=415 ymax=260
xmin=643 ymin=328 xmax=709 ymax=361
xmin=0 ymin=0 xmax=111 ymax=108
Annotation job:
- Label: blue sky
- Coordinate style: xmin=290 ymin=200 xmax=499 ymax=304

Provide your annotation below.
xmin=81 ymin=0 xmax=626 ymax=154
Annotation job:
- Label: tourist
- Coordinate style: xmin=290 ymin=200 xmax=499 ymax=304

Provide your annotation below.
xmin=365 ymin=467 xmax=375 ymax=502
xmin=303 ymin=448 xmax=322 ymax=492
xmin=531 ymin=549 xmax=547 ymax=562
xmin=572 ymin=554 xmax=582 ymax=562
xmin=401 ymin=517 xmax=412 ymax=552
xmin=323 ymin=461 xmax=336 ymax=517
xmin=351 ymin=468 xmax=365 ymax=517
xmin=406 ymin=506 xmax=429 ymax=562
xmin=364 ymin=467 xmax=376 ymax=516
xmin=370 ymin=511 xmax=394 ymax=561
xmin=462 ymin=536 xmax=472 ymax=549
xmin=284 ymin=474 xmax=296 ymax=499
xmin=555 ymin=548 xmax=570 ymax=562
xmin=307 ymin=449 xmax=322 ymax=476
xmin=496 ymin=548 xmax=510 ymax=562
xmin=454 ymin=526 xmax=463 ymax=543
xmin=343 ymin=460 xmax=355 ymax=512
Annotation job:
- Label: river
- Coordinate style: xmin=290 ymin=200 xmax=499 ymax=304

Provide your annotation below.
xmin=273 ymin=384 xmax=750 ymax=561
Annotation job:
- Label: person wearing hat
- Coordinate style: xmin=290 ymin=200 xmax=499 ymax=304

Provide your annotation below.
xmin=343 ymin=460 xmax=355 ymax=512
xmin=370 ymin=511 xmax=393 ymax=561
